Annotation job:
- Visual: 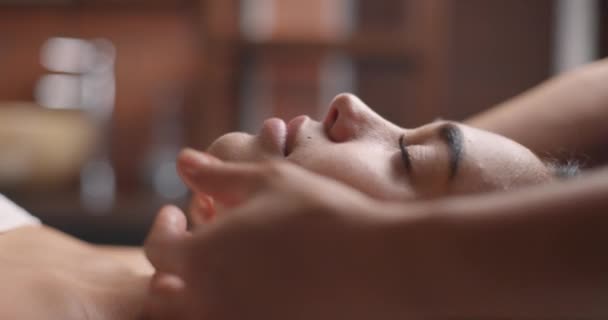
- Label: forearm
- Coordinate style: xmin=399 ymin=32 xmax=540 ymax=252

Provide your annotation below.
xmin=387 ymin=168 xmax=608 ymax=318
xmin=466 ymin=58 xmax=608 ymax=161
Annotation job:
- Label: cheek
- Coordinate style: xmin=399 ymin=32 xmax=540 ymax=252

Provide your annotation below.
xmin=289 ymin=142 xmax=409 ymax=200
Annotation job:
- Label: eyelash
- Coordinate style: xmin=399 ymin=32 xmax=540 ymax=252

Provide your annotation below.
xmin=398 ymin=135 xmax=412 ymax=172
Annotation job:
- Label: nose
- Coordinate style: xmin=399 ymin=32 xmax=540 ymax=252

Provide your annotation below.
xmin=323 ymin=93 xmax=375 ymax=142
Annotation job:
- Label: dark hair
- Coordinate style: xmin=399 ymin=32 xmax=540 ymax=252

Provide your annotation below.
xmin=545 ymin=159 xmax=582 ymax=179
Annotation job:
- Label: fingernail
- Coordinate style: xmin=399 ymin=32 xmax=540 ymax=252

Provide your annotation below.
xmin=190 ymin=201 xmax=207 ymax=226
xmin=199 ymin=196 xmax=215 ymax=221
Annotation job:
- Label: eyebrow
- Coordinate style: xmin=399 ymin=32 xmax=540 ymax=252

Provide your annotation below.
xmin=438 ymin=123 xmax=464 ymax=180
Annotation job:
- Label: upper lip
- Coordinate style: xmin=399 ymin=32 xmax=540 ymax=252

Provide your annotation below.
xmin=285 ymin=115 xmax=308 ymax=156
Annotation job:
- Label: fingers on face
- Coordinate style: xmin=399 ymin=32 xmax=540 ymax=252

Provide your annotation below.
xmin=144 ymin=205 xmax=190 ymax=274
xmin=177 ymin=148 xmax=286 ymax=206
xmin=143 ymin=272 xmax=188 ymax=320
xmin=189 ymin=194 xmax=215 ymax=226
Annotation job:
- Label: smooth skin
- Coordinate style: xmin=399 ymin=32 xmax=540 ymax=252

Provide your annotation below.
xmin=208 ymin=93 xmax=551 ymax=201
xmin=0 ymin=225 xmax=152 ymax=320
xmin=145 ymin=155 xmax=404 ymax=320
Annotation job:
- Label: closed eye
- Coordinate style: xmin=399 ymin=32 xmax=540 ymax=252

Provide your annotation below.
xmin=399 ymin=135 xmax=412 ymax=173
xmin=398 ymin=123 xmax=463 ymax=181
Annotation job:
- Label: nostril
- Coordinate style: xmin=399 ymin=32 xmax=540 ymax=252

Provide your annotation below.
xmin=323 ymin=106 xmax=339 ymax=132
xmin=324 ymin=93 xmax=366 ymax=142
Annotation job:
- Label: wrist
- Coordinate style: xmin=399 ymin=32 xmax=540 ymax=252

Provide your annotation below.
xmin=378 ymin=185 xmax=608 ymax=318
xmin=369 ymin=198 xmax=502 ymax=318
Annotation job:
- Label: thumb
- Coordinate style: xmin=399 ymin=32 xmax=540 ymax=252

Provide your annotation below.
xmin=177 ymin=149 xmax=268 ymax=206
xmin=143 ymin=272 xmax=188 ymax=320
xmin=144 ymin=205 xmax=190 ymax=274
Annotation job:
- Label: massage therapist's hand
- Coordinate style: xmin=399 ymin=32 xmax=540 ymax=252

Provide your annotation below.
xmin=143 ymin=150 xmax=421 ymax=320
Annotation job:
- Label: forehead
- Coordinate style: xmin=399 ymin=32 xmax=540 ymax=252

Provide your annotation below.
xmin=461 ymin=125 xmax=533 ymax=160
xmin=454 ymin=124 xmax=551 ymax=190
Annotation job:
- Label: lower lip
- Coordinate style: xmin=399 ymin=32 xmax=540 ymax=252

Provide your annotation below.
xmin=261 ymin=118 xmax=287 ymax=156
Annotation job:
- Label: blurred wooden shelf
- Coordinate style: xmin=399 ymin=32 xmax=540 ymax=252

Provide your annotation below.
xmin=0 ymin=0 xmax=197 ymax=9
xmin=238 ymin=34 xmax=421 ymax=61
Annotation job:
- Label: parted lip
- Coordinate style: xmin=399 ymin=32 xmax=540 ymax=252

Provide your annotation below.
xmin=285 ymin=115 xmax=309 ymax=156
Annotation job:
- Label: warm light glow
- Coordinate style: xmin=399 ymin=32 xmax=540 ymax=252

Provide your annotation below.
xmin=240 ymin=0 xmax=355 ymax=41
xmin=241 ymin=0 xmax=276 ymax=41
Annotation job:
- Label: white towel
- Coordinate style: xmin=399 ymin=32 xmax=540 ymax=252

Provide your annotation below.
xmin=0 ymin=194 xmax=41 ymax=233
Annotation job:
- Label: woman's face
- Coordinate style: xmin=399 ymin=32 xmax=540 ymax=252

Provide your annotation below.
xmin=208 ymin=94 xmax=551 ymax=200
